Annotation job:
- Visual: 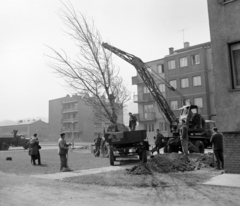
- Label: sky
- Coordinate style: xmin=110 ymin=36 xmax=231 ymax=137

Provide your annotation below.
xmin=0 ymin=0 xmax=210 ymax=124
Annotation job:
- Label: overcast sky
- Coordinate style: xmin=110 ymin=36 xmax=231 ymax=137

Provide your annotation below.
xmin=0 ymin=0 xmax=210 ymax=123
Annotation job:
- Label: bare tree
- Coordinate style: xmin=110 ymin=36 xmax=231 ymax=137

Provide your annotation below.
xmin=47 ymin=3 xmax=130 ymax=126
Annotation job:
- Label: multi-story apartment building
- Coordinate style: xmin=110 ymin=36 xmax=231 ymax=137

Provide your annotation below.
xmin=132 ymin=42 xmax=216 ymax=140
xmin=49 ymin=94 xmax=124 ymax=142
xmin=207 ymin=0 xmax=240 ymax=173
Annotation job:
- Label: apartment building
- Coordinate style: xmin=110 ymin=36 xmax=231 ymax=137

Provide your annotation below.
xmin=132 ymin=42 xmax=216 ymax=139
xmin=207 ymin=0 xmax=240 ymax=173
xmin=49 ymin=94 xmax=124 ymax=142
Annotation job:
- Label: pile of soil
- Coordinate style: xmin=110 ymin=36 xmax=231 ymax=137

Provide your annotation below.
xmin=127 ymin=153 xmax=214 ymax=175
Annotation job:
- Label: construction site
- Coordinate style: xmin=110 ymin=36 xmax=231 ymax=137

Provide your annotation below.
xmin=1 ymin=0 xmax=240 ymax=206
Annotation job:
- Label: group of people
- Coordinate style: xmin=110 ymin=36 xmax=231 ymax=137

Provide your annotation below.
xmin=179 ymin=119 xmax=224 ymax=170
xmin=27 ymin=132 xmax=72 ymax=172
xmin=150 ymin=119 xmax=224 ymax=170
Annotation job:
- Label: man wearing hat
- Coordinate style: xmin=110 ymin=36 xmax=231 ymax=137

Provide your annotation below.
xmin=210 ymin=127 xmax=224 ymax=170
xmin=180 ymin=119 xmax=188 ymax=156
xmin=58 ymin=133 xmax=72 ymax=172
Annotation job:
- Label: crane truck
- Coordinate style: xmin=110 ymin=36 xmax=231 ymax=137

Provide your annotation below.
xmin=101 ymin=42 xmax=215 ymax=154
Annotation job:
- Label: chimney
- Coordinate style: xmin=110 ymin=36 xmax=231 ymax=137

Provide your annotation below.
xmin=169 ymin=47 xmax=174 ymax=55
xmin=184 ymin=42 xmax=190 ymax=48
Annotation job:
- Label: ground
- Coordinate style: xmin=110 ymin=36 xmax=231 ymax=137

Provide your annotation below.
xmin=0 ymin=146 xmax=240 ymax=206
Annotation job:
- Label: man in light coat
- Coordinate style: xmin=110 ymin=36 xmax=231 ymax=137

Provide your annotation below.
xmin=58 ymin=133 xmax=72 ymax=172
xmin=180 ymin=119 xmax=188 ymax=156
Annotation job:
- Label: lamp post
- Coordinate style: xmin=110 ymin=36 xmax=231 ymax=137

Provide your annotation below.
xmin=71 ymin=121 xmax=74 ymax=140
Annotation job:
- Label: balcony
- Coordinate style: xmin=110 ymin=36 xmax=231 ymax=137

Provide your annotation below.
xmin=62 ymin=118 xmax=79 ymax=123
xmin=132 ymin=76 xmax=143 ymax=85
xmin=62 ymin=108 xmax=78 ymax=113
xmin=138 ymin=112 xmax=156 ymax=121
xmin=133 ymin=93 xmax=154 ymax=103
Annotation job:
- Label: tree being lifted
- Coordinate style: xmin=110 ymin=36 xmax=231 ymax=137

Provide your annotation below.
xmin=47 ymin=3 xmax=130 ymax=128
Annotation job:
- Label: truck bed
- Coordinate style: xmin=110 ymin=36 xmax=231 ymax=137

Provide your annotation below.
xmin=105 ymin=130 xmax=147 ymax=145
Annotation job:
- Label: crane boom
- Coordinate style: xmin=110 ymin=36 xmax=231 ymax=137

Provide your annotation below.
xmin=102 ymin=43 xmax=178 ymax=126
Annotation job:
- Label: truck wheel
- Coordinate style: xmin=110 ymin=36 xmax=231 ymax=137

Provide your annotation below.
xmin=1 ymin=142 xmax=10 ymax=150
xmin=167 ymin=145 xmax=178 ymax=153
xmin=195 ymin=141 xmax=205 ymax=153
xmin=101 ymin=140 xmax=109 ymax=158
xmin=163 ymin=146 xmax=168 ymax=153
xmin=109 ymin=150 xmax=114 ymax=166
xmin=142 ymin=149 xmax=147 ymax=163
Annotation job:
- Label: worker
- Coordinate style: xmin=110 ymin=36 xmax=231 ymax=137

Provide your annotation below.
xmin=58 ymin=133 xmax=72 ymax=172
xmin=210 ymin=127 xmax=224 ymax=170
xmin=152 ymin=129 xmax=165 ymax=154
xmin=129 ymin=112 xmax=137 ymax=131
xmin=27 ymin=133 xmax=41 ymax=165
xmin=94 ymin=133 xmax=102 ymax=157
xmin=180 ymin=119 xmax=188 ymax=156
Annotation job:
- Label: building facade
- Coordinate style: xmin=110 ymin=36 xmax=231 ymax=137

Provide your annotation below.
xmin=207 ymin=0 xmax=240 ymax=173
xmin=0 ymin=120 xmax=48 ymax=140
xmin=49 ymin=94 xmax=124 ymax=142
xmin=132 ymin=42 xmax=216 ymax=141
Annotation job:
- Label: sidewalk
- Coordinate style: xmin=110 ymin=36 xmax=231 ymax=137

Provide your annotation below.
xmin=203 ymin=173 xmax=240 ymax=188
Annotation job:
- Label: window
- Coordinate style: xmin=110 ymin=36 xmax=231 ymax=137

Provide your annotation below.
xmin=169 ymin=80 xmax=177 ymax=89
xmin=193 ymin=76 xmax=202 ymax=86
xmin=181 ymin=78 xmax=189 ymax=88
xmin=191 ymin=54 xmax=200 ymax=65
xmin=143 ymin=86 xmax=150 ymax=93
xmin=143 ymin=104 xmax=154 ymax=119
xmin=159 ymin=122 xmax=167 ymax=132
xmin=170 ymin=100 xmax=178 ymax=110
xmin=159 ymin=84 xmax=165 ymax=93
xmin=168 ymin=60 xmax=176 ymax=70
xmin=230 ymin=42 xmax=240 ymax=89
xmin=157 ymin=64 xmax=164 ymax=73
xmin=144 ymin=123 xmax=154 ymax=132
xmin=180 ymin=57 xmax=188 ymax=67
xmin=194 ymin=98 xmax=203 ymax=108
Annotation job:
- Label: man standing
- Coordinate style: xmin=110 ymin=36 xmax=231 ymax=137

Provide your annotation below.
xmin=154 ymin=129 xmax=165 ymax=154
xmin=28 ymin=133 xmax=41 ymax=165
xmin=210 ymin=127 xmax=224 ymax=170
xmin=58 ymin=133 xmax=72 ymax=172
xmin=94 ymin=133 xmax=102 ymax=157
xmin=129 ymin=112 xmax=137 ymax=131
xmin=180 ymin=119 xmax=188 ymax=156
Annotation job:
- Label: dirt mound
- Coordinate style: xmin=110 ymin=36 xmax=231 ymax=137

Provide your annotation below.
xmin=127 ymin=153 xmax=214 ymax=175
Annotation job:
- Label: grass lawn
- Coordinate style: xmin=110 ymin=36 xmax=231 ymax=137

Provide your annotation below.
xmin=0 ymin=148 xmax=110 ymax=175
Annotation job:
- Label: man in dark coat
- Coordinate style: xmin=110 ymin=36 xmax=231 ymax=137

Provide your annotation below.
xmin=28 ymin=133 xmax=41 ymax=165
xmin=129 ymin=112 xmax=137 ymax=131
xmin=153 ymin=129 xmax=165 ymax=154
xmin=58 ymin=133 xmax=72 ymax=172
xmin=210 ymin=127 xmax=224 ymax=170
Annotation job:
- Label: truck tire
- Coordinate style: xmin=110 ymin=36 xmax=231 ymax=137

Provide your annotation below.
xmin=142 ymin=149 xmax=147 ymax=163
xmin=167 ymin=145 xmax=178 ymax=153
xmin=101 ymin=140 xmax=109 ymax=158
xmin=109 ymin=149 xmax=114 ymax=166
xmin=195 ymin=140 xmax=205 ymax=153
xmin=163 ymin=146 xmax=169 ymax=153
xmin=1 ymin=142 xmax=10 ymax=150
